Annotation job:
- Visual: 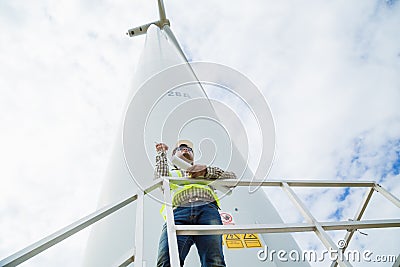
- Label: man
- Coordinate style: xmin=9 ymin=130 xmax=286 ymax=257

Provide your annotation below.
xmin=154 ymin=140 xmax=236 ymax=267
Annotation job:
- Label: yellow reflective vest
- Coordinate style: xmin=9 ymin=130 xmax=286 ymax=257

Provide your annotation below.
xmin=159 ymin=169 xmax=220 ymax=220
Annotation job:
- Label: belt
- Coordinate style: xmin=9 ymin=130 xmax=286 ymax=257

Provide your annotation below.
xmin=178 ymin=200 xmax=219 ymax=208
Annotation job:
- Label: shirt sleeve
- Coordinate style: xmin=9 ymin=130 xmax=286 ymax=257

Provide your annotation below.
xmin=205 ymin=166 xmax=237 ymax=179
xmin=154 ymin=150 xmax=170 ymax=179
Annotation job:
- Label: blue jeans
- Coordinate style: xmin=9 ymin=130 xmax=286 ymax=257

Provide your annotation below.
xmin=157 ymin=202 xmax=226 ymax=267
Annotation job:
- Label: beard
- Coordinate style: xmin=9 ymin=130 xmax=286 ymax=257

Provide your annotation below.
xmin=182 ymin=152 xmax=193 ymax=161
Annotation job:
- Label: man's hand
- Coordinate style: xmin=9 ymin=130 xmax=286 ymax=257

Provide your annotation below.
xmin=155 ymin=143 xmax=168 ymax=152
xmin=187 ymin=164 xmax=207 ymax=178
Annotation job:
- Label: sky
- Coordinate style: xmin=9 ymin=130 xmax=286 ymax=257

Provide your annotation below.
xmin=1 ymin=0 xmax=400 ymax=266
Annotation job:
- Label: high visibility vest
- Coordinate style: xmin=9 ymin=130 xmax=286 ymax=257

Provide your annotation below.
xmin=159 ymin=169 xmax=220 ymax=220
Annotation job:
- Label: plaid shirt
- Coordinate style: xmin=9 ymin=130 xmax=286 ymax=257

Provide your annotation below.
xmin=154 ymin=151 xmax=236 ymax=206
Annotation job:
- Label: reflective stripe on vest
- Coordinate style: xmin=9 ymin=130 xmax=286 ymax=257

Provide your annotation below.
xmin=159 ymin=169 xmax=220 ymax=220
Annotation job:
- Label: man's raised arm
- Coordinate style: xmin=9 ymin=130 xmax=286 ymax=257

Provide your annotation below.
xmin=154 ymin=143 xmax=169 ymax=179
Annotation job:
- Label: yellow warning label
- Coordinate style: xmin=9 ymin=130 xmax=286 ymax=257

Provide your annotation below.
xmin=224 ymin=234 xmax=244 ymax=249
xmin=223 ymin=233 xmax=262 ymax=249
xmin=243 ymin=234 xmax=262 ymax=248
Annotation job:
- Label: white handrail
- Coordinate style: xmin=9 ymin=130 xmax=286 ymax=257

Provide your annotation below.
xmin=1 ymin=178 xmax=399 ymax=267
xmin=0 ymin=179 xmax=163 ymax=267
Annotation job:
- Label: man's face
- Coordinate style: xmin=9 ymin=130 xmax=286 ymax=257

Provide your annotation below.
xmin=175 ymin=145 xmax=194 ymax=163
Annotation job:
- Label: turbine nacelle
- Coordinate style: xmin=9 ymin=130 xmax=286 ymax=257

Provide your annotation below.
xmin=126 ymin=19 xmax=170 ymax=37
xmin=127 ymin=0 xmax=169 ymax=37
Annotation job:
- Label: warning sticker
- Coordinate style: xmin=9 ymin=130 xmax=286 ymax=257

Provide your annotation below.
xmin=223 ymin=233 xmax=262 ymax=249
xmin=219 ymin=211 xmax=263 ymax=249
xmin=224 ymin=234 xmax=244 ymax=249
xmin=243 ymin=234 xmax=262 ymax=248
xmin=219 ymin=212 xmax=235 ymax=225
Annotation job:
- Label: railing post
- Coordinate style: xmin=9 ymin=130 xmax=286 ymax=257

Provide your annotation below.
xmin=373 ymin=183 xmax=400 ymax=208
xmin=163 ymin=178 xmax=180 ymax=267
xmin=281 ymin=182 xmax=353 ymax=267
xmin=331 ymin=187 xmax=374 ymax=267
xmin=134 ymin=190 xmax=145 ymax=267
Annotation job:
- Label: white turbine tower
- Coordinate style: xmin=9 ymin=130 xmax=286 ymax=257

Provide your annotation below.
xmin=83 ymin=1 xmax=310 ymax=266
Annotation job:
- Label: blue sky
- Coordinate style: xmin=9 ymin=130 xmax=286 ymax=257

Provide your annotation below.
xmin=1 ymin=0 xmax=400 ymax=266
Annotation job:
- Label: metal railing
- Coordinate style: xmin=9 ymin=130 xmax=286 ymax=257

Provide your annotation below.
xmin=1 ymin=178 xmax=399 ymax=267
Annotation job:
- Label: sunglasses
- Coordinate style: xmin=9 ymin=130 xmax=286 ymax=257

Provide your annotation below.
xmin=176 ymin=146 xmax=193 ymax=152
